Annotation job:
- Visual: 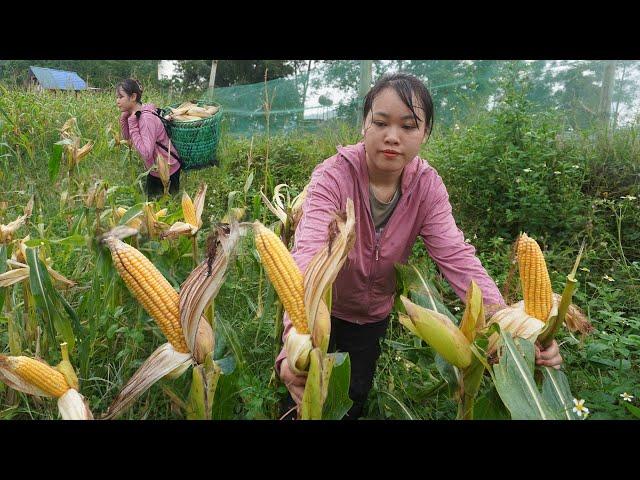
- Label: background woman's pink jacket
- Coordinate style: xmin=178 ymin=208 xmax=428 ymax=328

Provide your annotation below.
xmin=120 ymin=104 xmax=180 ymax=178
xmin=276 ymin=142 xmax=506 ymax=373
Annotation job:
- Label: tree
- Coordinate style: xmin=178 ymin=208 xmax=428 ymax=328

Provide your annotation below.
xmin=174 ymin=60 xmax=294 ymax=92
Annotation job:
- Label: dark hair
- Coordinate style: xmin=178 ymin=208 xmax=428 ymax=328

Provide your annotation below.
xmin=116 ymin=78 xmax=143 ymax=104
xmin=363 ymin=72 xmax=434 ymax=139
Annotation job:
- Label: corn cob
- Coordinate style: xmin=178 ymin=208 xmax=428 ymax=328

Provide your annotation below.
xmin=182 ymin=192 xmax=198 ymax=227
xmin=105 ymin=237 xmax=189 ymax=352
xmin=0 ymin=355 xmax=70 ymax=397
xmin=254 ymin=222 xmax=308 ymax=334
xmin=517 ymin=233 xmax=553 ymax=322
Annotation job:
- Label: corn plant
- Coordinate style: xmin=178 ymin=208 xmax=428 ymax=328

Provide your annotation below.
xmin=396 ymin=233 xmax=593 ymax=419
xmin=101 ymin=222 xmax=245 ymax=419
xmin=253 ymin=198 xmax=355 ymax=419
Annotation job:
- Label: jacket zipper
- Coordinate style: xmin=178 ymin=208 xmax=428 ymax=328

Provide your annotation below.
xmin=365 ymin=165 xmax=427 ymax=303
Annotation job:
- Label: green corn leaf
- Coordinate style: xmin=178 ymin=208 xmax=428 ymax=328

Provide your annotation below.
xmin=49 ymin=143 xmax=63 ymax=181
xmin=541 ymin=367 xmax=575 ymax=420
xmin=395 ymin=263 xmax=458 ymax=323
xmin=25 ymin=247 xmax=75 ymax=351
xmin=474 ymin=386 xmax=511 ymax=420
xmin=118 ymin=204 xmax=144 ymax=226
xmin=321 ymin=352 xmax=353 ymax=420
xmin=213 ymin=322 xmax=228 ymax=360
xmin=492 ymin=331 xmax=555 ymax=420
xmin=301 ymin=348 xmax=323 ymax=420
xmin=435 ymin=354 xmax=460 ymax=396
xmin=25 ymin=234 xmax=86 ymax=248
xmin=186 ymin=365 xmax=207 ymax=420
xmin=211 ymin=358 xmax=240 ymax=420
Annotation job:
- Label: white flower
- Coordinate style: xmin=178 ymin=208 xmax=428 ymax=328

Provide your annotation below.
xmin=603 ymin=274 xmax=615 ymax=282
xmin=580 ymin=267 xmax=590 ymax=273
xmin=554 ymin=171 xmax=562 ymax=175
xmin=454 ymin=306 xmax=461 ymax=311
xmin=620 ymin=195 xmax=637 ymax=201
xmin=620 ymin=392 xmax=634 ymax=402
xmin=572 ymin=165 xmax=580 ymax=169
xmin=523 ymin=168 xmax=532 ymax=173
xmin=572 ymin=398 xmax=590 ymax=417
xmin=515 ymin=177 xmax=522 ymax=183
xmin=454 ymin=123 xmax=460 ymax=130
xmin=465 ymin=238 xmax=471 ymax=243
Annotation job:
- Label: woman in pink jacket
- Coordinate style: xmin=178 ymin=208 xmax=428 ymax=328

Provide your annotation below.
xmin=116 ymin=79 xmax=182 ymax=197
xmin=278 ymin=73 xmax=563 ymax=420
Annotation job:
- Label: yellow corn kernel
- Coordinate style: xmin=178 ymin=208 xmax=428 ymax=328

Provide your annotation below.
xmin=105 ymin=237 xmax=189 ymax=352
xmin=1 ymin=355 xmax=70 ymax=397
xmin=517 ymin=233 xmax=553 ymax=322
xmin=253 ymin=222 xmax=308 ymax=334
xmin=182 ymin=192 xmax=197 ymax=227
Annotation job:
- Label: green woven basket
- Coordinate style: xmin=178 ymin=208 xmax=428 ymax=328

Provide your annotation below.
xmin=161 ymin=102 xmax=223 ymax=170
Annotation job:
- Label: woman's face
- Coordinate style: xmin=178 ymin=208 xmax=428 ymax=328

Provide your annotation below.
xmin=362 ymin=87 xmax=428 ymax=178
xmin=116 ymin=87 xmax=137 ymax=112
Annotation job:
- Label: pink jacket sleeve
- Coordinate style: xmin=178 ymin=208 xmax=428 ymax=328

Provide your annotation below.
xmin=275 ymin=160 xmax=343 ymax=376
xmin=127 ymin=113 xmax=162 ymax=165
xmin=419 ymin=173 xmax=506 ymax=309
xmin=119 ymin=113 xmax=131 ymax=140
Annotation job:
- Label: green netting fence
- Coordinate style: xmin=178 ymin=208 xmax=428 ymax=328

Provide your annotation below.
xmin=190 ymin=60 xmax=639 ymax=140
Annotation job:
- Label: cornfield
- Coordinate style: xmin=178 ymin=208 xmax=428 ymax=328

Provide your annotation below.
xmin=0 ymin=83 xmax=638 ymax=421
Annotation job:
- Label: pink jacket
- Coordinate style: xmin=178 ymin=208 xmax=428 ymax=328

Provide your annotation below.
xmin=275 ymin=142 xmax=506 ymax=373
xmin=120 ymin=104 xmax=180 ymax=178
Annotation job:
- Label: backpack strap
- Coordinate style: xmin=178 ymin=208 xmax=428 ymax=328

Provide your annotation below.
xmin=137 ymin=109 xmax=182 ymax=166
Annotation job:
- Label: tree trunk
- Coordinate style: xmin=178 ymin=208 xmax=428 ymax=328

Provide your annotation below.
xmin=297 ymin=60 xmax=313 ymax=125
xmin=612 ymin=62 xmax=626 ymax=130
xmin=357 ymin=60 xmax=373 ymax=125
xmin=597 ymin=60 xmax=617 ymax=128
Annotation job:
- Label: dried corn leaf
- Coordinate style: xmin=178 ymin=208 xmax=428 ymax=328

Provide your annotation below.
xmin=102 ymin=342 xmax=193 ymax=420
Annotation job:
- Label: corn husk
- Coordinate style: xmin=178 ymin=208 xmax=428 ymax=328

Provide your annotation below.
xmin=285 ymin=329 xmax=313 ymax=376
xmin=155 ymin=155 xmax=171 ymax=194
xmin=399 ymin=296 xmax=473 ymax=369
xmin=0 ymin=198 xmax=33 ymax=243
xmin=486 ymin=304 xmax=548 ymax=356
xmin=103 ymin=342 xmax=193 ymax=420
xmin=57 ymin=389 xmax=94 ymax=420
xmin=303 ymin=198 xmax=355 ymax=335
xmin=161 ymin=184 xmax=207 ymax=240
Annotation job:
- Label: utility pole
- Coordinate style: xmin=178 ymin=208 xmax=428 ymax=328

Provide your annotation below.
xmin=357 ymin=60 xmax=373 ymax=125
xmin=597 ymin=60 xmax=617 ymax=129
xmin=208 ymin=60 xmax=218 ymax=89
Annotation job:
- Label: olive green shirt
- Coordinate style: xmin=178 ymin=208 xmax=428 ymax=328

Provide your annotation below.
xmin=369 ymin=185 xmax=400 ymax=233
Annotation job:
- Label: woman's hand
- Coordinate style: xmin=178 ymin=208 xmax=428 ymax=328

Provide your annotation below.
xmin=120 ymin=111 xmax=130 ymax=121
xmin=279 ymin=360 xmax=307 ymax=405
xmin=535 ymin=339 xmax=563 ymax=369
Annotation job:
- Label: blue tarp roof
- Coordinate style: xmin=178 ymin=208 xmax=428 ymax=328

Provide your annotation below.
xmin=29 ymin=66 xmax=87 ymax=90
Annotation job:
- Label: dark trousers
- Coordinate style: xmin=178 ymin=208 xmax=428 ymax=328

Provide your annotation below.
xmin=145 ymin=169 xmax=180 ymax=198
xmin=280 ymin=315 xmax=390 ymax=420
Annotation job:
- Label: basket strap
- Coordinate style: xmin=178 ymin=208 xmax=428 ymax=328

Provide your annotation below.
xmin=156 ymin=141 xmax=182 ymax=166
xmin=138 ymin=110 xmax=182 ymax=166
